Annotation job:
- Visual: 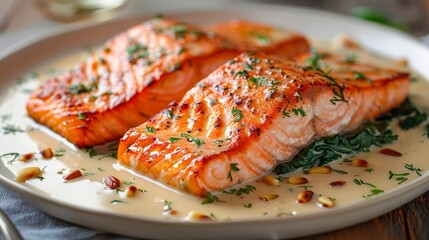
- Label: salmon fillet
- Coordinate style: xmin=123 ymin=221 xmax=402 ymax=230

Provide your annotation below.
xmin=26 ymin=17 xmax=309 ymax=148
xmin=117 ymin=51 xmax=410 ymax=197
xmin=205 ymin=19 xmax=310 ymax=59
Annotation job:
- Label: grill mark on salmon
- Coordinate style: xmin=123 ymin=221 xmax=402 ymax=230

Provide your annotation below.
xmin=26 ymin=18 xmax=309 ymax=147
xmin=118 ymin=51 xmax=410 ymax=197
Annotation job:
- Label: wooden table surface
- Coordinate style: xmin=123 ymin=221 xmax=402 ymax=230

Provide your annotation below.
xmin=1 ymin=0 xmax=428 ymax=239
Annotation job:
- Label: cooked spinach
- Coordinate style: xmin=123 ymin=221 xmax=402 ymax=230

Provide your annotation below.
xmin=377 ymin=98 xmax=427 ymax=130
xmin=275 ymin=97 xmax=428 ymax=175
xmin=274 ymin=121 xmax=397 ymax=175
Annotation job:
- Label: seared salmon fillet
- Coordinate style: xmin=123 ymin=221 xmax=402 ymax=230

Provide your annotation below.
xmin=26 ymin=17 xmax=309 ymax=148
xmin=205 ymin=20 xmax=310 ymax=59
xmin=118 ymin=51 xmax=410 ymax=197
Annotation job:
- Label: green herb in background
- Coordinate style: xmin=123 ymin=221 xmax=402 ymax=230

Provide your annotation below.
xmin=351 ymin=7 xmax=409 ymax=32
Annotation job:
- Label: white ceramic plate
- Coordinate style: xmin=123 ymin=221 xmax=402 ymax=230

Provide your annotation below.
xmin=1 ymin=2 xmax=429 ymax=239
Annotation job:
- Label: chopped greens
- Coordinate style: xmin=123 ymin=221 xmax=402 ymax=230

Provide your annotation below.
xmin=404 ymin=163 xmax=422 ymax=176
xmin=77 ymin=113 xmax=86 ymax=120
xmin=164 ymin=110 xmax=175 ymax=119
xmin=69 ymin=82 xmax=97 ymax=95
xmin=305 ymin=49 xmax=348 ymax=105
xmin=282 ymin=111 xmax=290 ymax=117
xmin=180 ymin=133 xmax=204 ymax=147
xmin=223 ymin=185 xmax=256 ymax=196
xmin=85 ymin=148 xmax=97 ymax=158
xmin=231 ymin=107 xmax=243 ymax=122
xmin=169 ymin=137 xmax=182 ymax=143
xmin=292 ymin=107 xmax=307 ymax=117
xmin=345 ymin=54 xmax=357 ymax=64
xmin=248 ymin=77 xmax=269 ymax=87
xmin=227 ymin=163 xmax=240 ymax=181
xmin=353 ymin=71 xmax=370 ymax=82
xmin=234 ymin=70 xmax=249 ymax=79
xmin=127 ymin=42 xmax=148 ymax=61
xmin=110 ymin=200 xmax=128 ymax=204
xmin=201 ymin=192 xmax=220 ymax=205
xmin=249 ymin=31 xmax=271 ymax=44
xmin=353 ymin=178 xmax=376 ymax=188
xmin=54 ymin=148 xmax=66 ymax=157
xmin=363 ymin=188 xmax=384 ymax=198
xmin=146 ymin=126 xmax=155 ymax=133
xmin=2 ymin=124 xmax=24 ymax=135
xmin=244 ymin=203 xmax=252 ymax=208
xmin=0 ymin=152 xmax=20 ymax=164
xmin=388 ymin=170 xmax=409 ymax=184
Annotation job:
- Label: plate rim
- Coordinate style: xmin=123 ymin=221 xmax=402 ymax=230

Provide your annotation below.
xmin=1 ymin=3 xmax=429 ymax=239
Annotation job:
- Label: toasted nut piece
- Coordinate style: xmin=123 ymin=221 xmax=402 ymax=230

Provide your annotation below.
xmin=18 ymin=153 xmax=35 ymax=162
xmin=185 ymin=211 xmax=212 ymax=221
xmin=287 ymin=176 xmax=308 ymax=185
xmin=330 ymin=181 xmax=346 ymax=187
xmin=380 ymin=148 xmax=402 ymax=157
xmin=16 ymin=167 xmax=42 ymax=182
xmin=318 ymin=196 xmax=335 ymax=208
xmin=351 ymin=159 xmax=370 ymax=167
xmin=262 ymin=175 xmax=280 ymax=186
xmin=103 ymin=175 xmax=121 ymax=189
xmin=63 ymin=170 xmax=82 ymax=181
xmin=125 ymin=185 xmax=138 ymax=197
xmin=397 ymin=58 xmax=408 ymax=67
xmin=164 ymin=209 xmax=178 ymax=215
xmin=332 ymin=33 xmax=362 ymax=49
xmin=308 ymin=166 xmax=332 ymax=174
xmin=40 ymin=147 xmax=53 ymax=159
xmin=297 ymin=190 xmax=314 ymax=203
xmin=259 ymin=194 xmax=279 ymax=201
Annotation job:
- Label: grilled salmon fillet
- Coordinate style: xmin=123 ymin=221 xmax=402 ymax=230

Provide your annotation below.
xmin=26 ymin=17 xmax=309 ymax=148
xmin=205 ymin=19 xmax=310 ymax=59
xmin=118 ymin=51 xmax=410 ymax=197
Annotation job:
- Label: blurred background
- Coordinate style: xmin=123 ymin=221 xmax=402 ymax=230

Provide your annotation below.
xmin=0 ymin=0 xmax=428 ymax=44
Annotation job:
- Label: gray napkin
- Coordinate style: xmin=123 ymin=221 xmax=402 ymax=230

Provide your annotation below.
xmin=0 ymin=185 xmax=98 ymax=240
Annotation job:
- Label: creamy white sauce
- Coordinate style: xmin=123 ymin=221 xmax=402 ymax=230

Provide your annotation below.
xmin=0 ymin=39 xmax=429 ymax=222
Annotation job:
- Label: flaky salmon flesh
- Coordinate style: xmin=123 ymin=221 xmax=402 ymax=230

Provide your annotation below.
xmin=26 ymin=17 xmax=309 ymax=147
xmin=118 ymin=51 xmax=410 ymax=197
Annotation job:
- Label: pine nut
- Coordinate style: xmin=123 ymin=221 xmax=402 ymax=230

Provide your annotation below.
xmin=351 ymin=159 xmax=370 ymax=167
xmin=63 ymin=170 xmax=82 ymax=181
xmin=262 ymin=175 xmax=280 ymax=186
xmin=18 ymin=153 xmax=35 ymax=162
xmin=318 ymin=196 xmax=335 ymax=208
xmin=125 ymin=185 xmax=138 ymax=197
xmin=330 ymin=181 xmax=346 ymax=187
xmin=397 ymin=58 xmax=408 ymax=67
xmin=297 ymin=190 xmax=314 ymax=203
xmin=259 ymin=194 xmax=279 ymax=201
xmin=380 ymin=148 xmax=402 ymax=157
xmin=164 ymin=209 xmax=177 ymax=215
xmin=185 ymin=211 xmax=212 ymax=221
xmin=287 ymin=176 xmax=308 ymax=185
xmin=308 ymin=166 xmax=332 ymax=174
xmin=40 ymin=147 xmax=53 ymax=159
xmin=16 ymin=167 xmax=42 ymax=182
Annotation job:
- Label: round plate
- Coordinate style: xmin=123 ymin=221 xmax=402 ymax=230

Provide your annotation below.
xmin=1 ymin=2 xmax=429 ymax=239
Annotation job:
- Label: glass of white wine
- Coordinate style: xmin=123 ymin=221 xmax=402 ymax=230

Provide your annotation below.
xmin=35 ymin=0 xmax=129 ymax=22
